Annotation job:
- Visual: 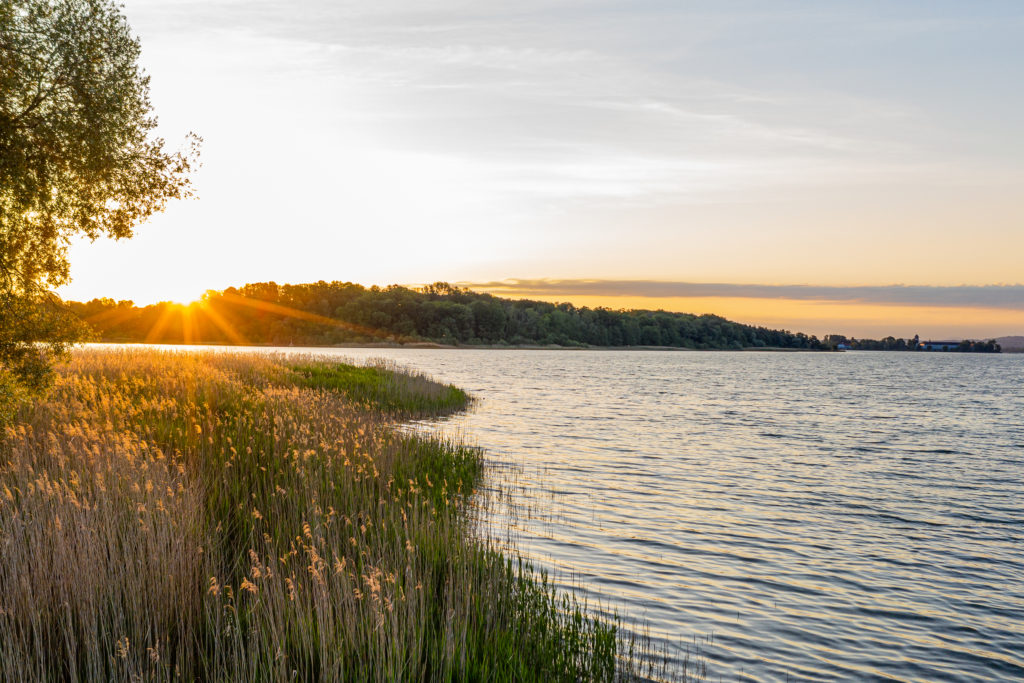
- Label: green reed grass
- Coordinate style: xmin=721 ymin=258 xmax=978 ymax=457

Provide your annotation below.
xmin=0 ymin=349 xmax=691 ymax=681
xmin=288 ymin=360 xmax=470 ymax=417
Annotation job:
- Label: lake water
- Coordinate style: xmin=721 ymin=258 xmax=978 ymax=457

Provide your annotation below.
xmin=148 ymin=346 xmax=1024 ymax=681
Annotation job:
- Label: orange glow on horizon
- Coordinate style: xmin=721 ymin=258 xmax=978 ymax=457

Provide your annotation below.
xmin=196 ymin=299 xmax=248 ymax=345
xmin=143 ymin=303 xmax=179 ymax=344
xmin=215 ymin=291 xmax=404 ymax=342
xmin=81 ymin=288 xmax=1021 ymax=343
xmin=480 ymin=293 xmax=1024 ymax=339
xmin=91 ymin=292 xmax=422 ymax=346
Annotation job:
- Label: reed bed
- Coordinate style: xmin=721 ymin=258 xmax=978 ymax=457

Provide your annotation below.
xmin=289 ymin=359 xmax=470 ymax=417
xmin=0 ymin=348 xmax=686 ymax=681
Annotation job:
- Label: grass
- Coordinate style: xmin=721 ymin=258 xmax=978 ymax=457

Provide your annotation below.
xmin=288 ymin=360 xmax=470 ymax=416
xmin=0 ymin=348 xmax=693 ymax=682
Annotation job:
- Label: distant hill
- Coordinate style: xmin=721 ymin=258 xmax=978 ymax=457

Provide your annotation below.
xmin=996 ymin=336 xmax=1024 ymax=352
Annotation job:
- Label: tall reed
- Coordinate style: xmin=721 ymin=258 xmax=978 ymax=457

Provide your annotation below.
xmin=0 ymin=349 xmax=693 ymax=681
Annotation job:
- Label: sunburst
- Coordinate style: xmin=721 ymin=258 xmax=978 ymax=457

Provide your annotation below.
xmin=100 ymin=292 xmax=412 ymax=346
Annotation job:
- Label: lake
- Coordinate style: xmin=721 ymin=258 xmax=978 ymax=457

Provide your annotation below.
xmin=141 ymin=346 xmax=1024 ymax=681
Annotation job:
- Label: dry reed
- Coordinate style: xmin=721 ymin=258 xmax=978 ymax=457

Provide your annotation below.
xmin=0 ymin=348 xmax=691 ymax=681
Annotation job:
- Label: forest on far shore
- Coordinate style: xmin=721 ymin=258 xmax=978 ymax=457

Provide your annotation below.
xmin=66 ymin=281 xmax=1000 ymax=352
xmin=67 ymin=281 xmax=828 ymax=350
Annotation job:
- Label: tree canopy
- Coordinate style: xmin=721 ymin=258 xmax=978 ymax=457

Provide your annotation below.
xmin=67 ymin=281 xmax=831 ymax=351
xmin=0 ymin=0 xmax=198 ymax=402
xmin=70 ymin=282 xmax=1000 ymax=354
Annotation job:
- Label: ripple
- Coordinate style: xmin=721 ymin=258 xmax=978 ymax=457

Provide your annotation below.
xmin=275 ymin=348 xmax=1024 ymax=681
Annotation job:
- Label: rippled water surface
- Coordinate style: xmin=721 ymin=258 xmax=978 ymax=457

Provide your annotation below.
xmin=170 ymin=347 xmax=1024 ymax=680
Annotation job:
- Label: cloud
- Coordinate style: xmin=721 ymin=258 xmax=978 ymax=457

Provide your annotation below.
xmin=128 ymin=0 xmax=1016 ymax=213
xmin=463 ymin=279 xmax=1024 ymax=311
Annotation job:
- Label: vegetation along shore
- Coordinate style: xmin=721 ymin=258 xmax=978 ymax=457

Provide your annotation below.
xmin=68 ymin=281 xmax=831 ymax=350
xmin=67 ymin=281 xmax=1001 ymax=352
xmin=0 ymin=348 xmax=691 ymax=681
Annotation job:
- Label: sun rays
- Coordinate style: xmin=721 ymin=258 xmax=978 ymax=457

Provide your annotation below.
xmin=82 ymin=291 xmax=412 ymax=346
xmin=196 ymin=298 xmax=248 ymax=345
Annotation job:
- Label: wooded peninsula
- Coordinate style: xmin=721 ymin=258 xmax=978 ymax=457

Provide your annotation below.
xmin=67 ymin=281 xmax=1001 ymax=352
xmin=68 ymin=281 xmax=828 ymax=350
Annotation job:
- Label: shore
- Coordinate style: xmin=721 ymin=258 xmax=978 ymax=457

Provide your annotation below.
xmin=89 ymin=339 xmax=825 ymax=352
xmin=0 ymin=348 xmax=671 ymax=681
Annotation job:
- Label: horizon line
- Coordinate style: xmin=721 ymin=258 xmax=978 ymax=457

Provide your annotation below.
xmin=459 ymin=279 xmax=1024 ymax=312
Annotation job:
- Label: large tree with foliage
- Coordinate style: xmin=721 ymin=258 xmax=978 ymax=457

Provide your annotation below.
xmin=0 ymin=0 xmax=198 ymax=409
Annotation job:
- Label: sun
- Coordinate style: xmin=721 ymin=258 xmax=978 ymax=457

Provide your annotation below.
xmin=77 ymin=289 xmax=400 ymax=346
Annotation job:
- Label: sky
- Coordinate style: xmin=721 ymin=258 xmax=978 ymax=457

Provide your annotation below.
xmin=58 ymin=0 xmax=1024 ymax=339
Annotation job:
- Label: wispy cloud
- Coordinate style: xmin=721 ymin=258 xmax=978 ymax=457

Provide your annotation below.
xmin=464 ymin=279 xmax=1024 ymax=311
xmin=76 ymin=0 xmax=1024 ymax=313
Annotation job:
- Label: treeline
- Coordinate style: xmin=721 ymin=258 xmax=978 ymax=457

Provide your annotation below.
xmin=68 ymin=281 xmax=829 ymax=350
xmin=823 ymin=334 xmax=1001 ymax=353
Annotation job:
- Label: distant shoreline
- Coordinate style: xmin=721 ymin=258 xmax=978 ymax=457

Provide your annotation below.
xmin=85 ymin=341 xmax=1023 ymax=353
xmin=84 ymin=340 xmax=829 ymax=352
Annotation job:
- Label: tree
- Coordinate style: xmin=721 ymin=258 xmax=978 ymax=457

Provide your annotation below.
xmin=1 ymin=0 xmax=198 ymax=403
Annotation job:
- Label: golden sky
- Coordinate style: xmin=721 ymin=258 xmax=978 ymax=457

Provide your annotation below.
xmin=58 ymin=1 xmax=1024 ymax=339
xmin=480 ymin=294 xmax=1024 ymax=340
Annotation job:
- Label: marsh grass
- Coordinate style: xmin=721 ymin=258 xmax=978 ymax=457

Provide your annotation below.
xmin=0 ymin=349 xmax=692 ymax=681
xmin=288 ymin=360 xmax=470 ymax=417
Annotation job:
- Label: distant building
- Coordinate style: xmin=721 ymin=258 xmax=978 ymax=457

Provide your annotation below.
xmin=920 ymin=340 xmax=960 ymax=351
xmin=836 ymin=343 xmax=851 ymax=350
